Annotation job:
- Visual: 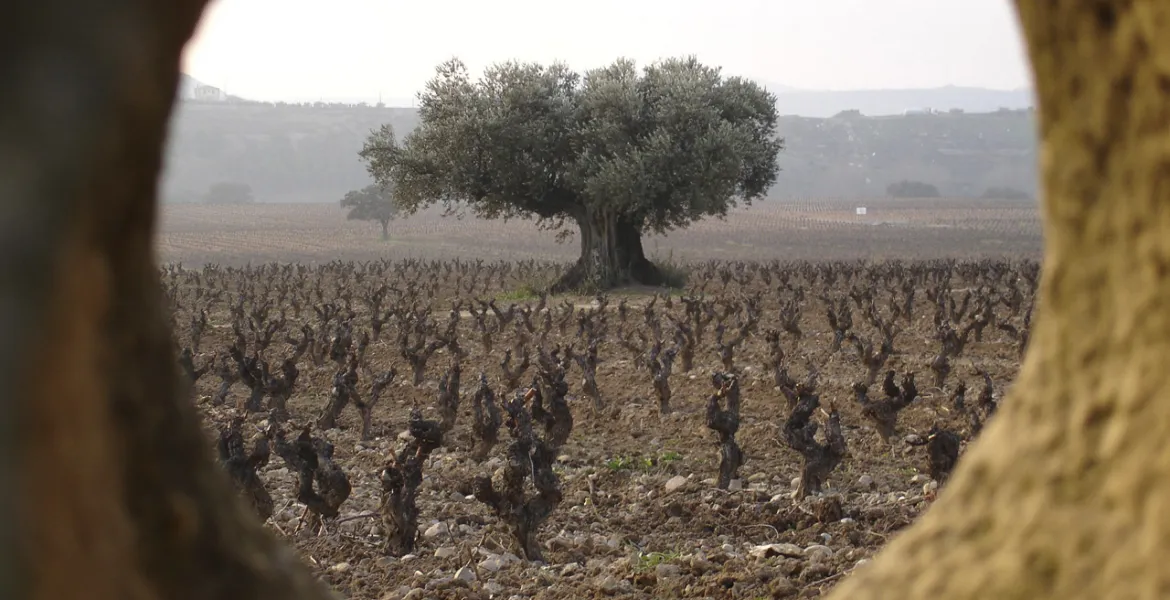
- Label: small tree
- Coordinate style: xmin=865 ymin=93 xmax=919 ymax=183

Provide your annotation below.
xmin=203 ymin=181 xmax=254 ymax=204
xmin=361 ymin=56 xmax=782 ymax=292
xmin=340 ymin=183 xmax=399 ymax=239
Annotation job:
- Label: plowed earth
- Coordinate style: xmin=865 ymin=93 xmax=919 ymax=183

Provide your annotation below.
xmin=176 ymin=259 xmax=1028 ymax=600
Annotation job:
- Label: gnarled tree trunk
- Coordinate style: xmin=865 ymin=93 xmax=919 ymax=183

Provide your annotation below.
xmin=550 ymin=209 xmax=664 ymax=293
xmin=826 ymin=2 xmax=1170 ymax=599
xmin=5 ymin=1 xmax=335 ymax=600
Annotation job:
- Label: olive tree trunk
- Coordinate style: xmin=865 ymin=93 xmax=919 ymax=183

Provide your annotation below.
xmin=825 ymin=2 xmax=1170 ymax=599
xmin=550 ymin=209 xmax=664 ymax=293
xmin=4 ymin=1 xmax=336 ymax=600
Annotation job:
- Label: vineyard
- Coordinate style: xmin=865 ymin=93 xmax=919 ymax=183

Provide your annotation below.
xmin=171 ymin=256 xmax=1036 ymax=599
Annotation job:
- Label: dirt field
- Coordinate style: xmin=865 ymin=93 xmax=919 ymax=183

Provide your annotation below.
xmin=158 ymin=197 xmax=1042 ymax=266
xmin=171 ymin=237 xmax=1035 ymax=598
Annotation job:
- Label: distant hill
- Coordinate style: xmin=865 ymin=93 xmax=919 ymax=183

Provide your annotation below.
xmin=769 ymin=85 xmax=1035 ymax=117
xmin=160 ymin=101 xmax=1038 ymax=205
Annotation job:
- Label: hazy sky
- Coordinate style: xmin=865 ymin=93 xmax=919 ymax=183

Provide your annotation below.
xmin=183 ymin=0 xmax=1032 ymax=104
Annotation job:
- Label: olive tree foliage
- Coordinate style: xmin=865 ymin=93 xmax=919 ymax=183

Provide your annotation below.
xmin=340 ymin=183 xmax=399 ymax=239
xmin=359 ymin=56 xmax=783 ymax=292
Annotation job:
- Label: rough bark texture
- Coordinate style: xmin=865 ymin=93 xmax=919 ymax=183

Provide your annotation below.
xmin=550 ymin=213 xmax=663 ymax=293
xmin=4 ymin=1 xmax=336 ymax=599
xmin=825 ymin=2 xmax=1170 ymax=598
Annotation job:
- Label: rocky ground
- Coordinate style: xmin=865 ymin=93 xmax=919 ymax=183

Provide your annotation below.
xmin=181 ymin=260 xmax=1026 ymax=599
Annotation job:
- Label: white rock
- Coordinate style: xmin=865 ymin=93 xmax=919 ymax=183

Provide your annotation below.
xmin=805 ymin=544 xmax=834 ymax=562
xmin=423 ymin=522 xmax=449 ymax=539
xmin=484 ymin=581 xmax=504 ymax=595
xmin=455 ymin=566 xmax=477 ymax=583
xmin=924 ymin=480 xmax=939 ymax=494
xmin=727 ymin=479 xmax=743 ymax=491
xmin=790 ymin=476 xmax=802 ymax=490
xmin=910 ymin=474 xmax=925 ymax=484
xmin=479 ymin=557 xmax=504 ymax=572
xmin=597 ymin=575 xmax=627 ymax=595
xmin=664 ymin=475 xmax=688 ymax=493
xmin=330 ymin=562 xmax=351 ymax=572
xmin=857 ymin=474 xmax=875 ymax=488
xmin=749 ymin=543 xmax=804 ymax=559
xmin=434 ymin=546 xmax=457 ymax=559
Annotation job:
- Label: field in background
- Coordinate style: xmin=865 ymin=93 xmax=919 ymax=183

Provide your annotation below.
xmin=157 ymin=197 xmax=1042 ymax=266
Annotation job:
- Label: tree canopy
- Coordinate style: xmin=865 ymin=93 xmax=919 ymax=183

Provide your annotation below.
xmin=886 ymin=179 xmax=941 ymax=198
xmin=340 ymin=183 xmax=399 ymax=239
xmin=359 ymin=56 xmax=783 ymax=291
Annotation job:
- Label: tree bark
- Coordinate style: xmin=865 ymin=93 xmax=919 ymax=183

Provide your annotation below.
xmin=380 ymin=219 xmax=389 ymax=240
xmin=4 ymin=2 xmax=336 ymax=600
xmin=549 ymin=210 xmax=664 ymax=293
xmin=825 ymin=2 xmax=1170 ymax=599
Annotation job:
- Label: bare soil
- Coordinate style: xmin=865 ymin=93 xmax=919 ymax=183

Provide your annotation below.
xmin=158 ymin=198 xmax=1042 ymax=266
xmin=174 ymin=248 xmax=1031 ymax=599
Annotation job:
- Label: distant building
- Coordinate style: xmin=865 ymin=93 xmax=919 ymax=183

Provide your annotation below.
xmin=194 ymin=84 xmax=227 ymax=102
xmin=903 ymin=107 xmax=933 ymax=116
xmin=176 ymin=74 xmax=229 ymax=102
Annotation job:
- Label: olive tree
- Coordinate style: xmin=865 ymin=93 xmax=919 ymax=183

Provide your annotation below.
xmin=340 ymin=183 xmax=398 ymax=239
xmin=360 ymin=56 xmax=782 ymax=292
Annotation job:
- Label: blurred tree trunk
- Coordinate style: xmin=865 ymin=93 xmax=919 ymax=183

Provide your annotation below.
xmin=825 ymin=2 xmax=1170 ymax=599
xmin=2 ymin=1 xmax=336 ymax=599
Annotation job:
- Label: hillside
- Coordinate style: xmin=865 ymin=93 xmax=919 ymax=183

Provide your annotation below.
xmin=160 ymin=103 xmax=1038 ymax=204
xmin=770 ymin=85 xmax=1034 ymax=117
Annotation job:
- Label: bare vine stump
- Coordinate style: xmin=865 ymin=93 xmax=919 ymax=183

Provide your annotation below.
xmin=270 ymin=427 xmax=352 ymax=535
xmin=216 ymin=418 xmax=274 ymax=522
xmin=782 ymin=385 xmax=846 ymax=500
xmin=380 ymin=409 xmax=442 ymax=556
xmin=471 ymin=373 xmax=502 ymax=461
xmin=705 ymin=372 xmax=745 ymax=490
xmin=472 ymin=390 xmax=568 ymax=561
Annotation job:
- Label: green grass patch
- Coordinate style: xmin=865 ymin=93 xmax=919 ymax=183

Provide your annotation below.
xmin=604 ymin=451 xmax=684 ymax=472
xmin=633 ymin=549 xmax=682 ymax=572
xmin=647 ymin=247 xmax=690 ymax=291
